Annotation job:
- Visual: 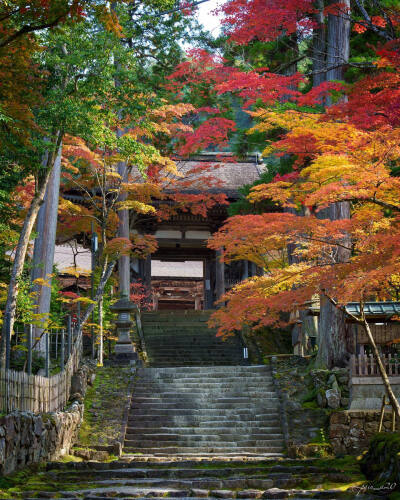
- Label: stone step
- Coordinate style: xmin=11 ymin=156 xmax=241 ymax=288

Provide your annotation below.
xmin=132 ymin=394 xmax=276 ymax=400
xmin=122 ymin=446 xmax=285 ymax=454
xmin=126 ymin=424 xmax=282 ymax=432
xmin=131 ymin=395 xmax=278 ymax=402
xmin=146 ymin=348 xmax=241 ymax=353
xmin=138 ymin=369 xmax=269 ymax=375
xmin=124 ymin=442 xmax=284 ymax=452
xmin=129 ymin=411 xmax=281 ymax=419
xmin=124 ymin=433 xmax=284 ymax=441
xmin=140 ymin=365 xmax=268 ymax=370
xmin=129 ymin=401 xmax=279 ymax=409
xmin=44 ymin=466 xmax=290 ymax=479
xmin=146 ymin=353 xmax=243 ymax=358
xmin=134 ymin=382 xmax=274 ymax=388
xmin=127 ymin=421 xmax=282 ymax=429
xmin=138 ymin=377 xmax=273 ymax=383
xmin=127 ymin=420 xmax=282 ymax=428
xmin=134 ymin=386 xmax=275 ymax=392
xmin=125 ymin=429 xmax=283 ymax=438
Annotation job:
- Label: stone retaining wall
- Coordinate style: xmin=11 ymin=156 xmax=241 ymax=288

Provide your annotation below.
xmin=0 ymin=401 xmax=83 ymax=475
xmin=329 ymin=409 xmax=400 ymax=455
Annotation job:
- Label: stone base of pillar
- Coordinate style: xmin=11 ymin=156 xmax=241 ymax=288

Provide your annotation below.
xmin=111 ymin=298 xmax=138 ymax=364
xmin=114 ymin=348 xmax=138 ymax=363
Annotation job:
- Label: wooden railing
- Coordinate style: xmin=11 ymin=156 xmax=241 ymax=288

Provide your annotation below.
xmin=0 ymin=331 xmax=82 ymax=413
xmin=351 ymin=353 xmax=400 ymax=377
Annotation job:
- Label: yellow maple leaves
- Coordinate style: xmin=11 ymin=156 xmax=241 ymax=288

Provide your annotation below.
xmin=116 ymin=200 xmax=156 ymax=214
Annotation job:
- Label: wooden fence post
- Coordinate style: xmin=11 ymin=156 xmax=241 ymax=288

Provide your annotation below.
xmin=27 ymin=324 xmax=33 ymax=375
xmin=5 ymin=313 xmax=11 ymax=370
xmin=60 ymin=329 xmax=65 ymax=371
xmin=67 ymin=315 xmax=72 ymax=358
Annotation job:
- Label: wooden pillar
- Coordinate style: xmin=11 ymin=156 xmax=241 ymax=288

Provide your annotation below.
xmin=242 ymin=260 xmax=249 ymax=281
xmin=31 ymin=143 xmax=62 ymax=352
xmin=152 ymin=292 xmax=159 ymax=311
xmin=117 ymin=156 xmax=130 ymax=298
xmin=215 ymin=249 xmax=225 ymax=304
xmin=194 ymin=295 xmax=202 ymax=311
xmin=249 ymin=262 xmax=257 ymax=277
xmin=204 ymin=259 xmax=213 ymax=310
xmin=144 ymin=254 xmax=152 ymax=291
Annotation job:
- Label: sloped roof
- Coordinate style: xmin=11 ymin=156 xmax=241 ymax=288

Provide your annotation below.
xmin=174 ymin=153 xmax=264 ymax=198
xmin=345 ymin=302 xmax=400 ymax=318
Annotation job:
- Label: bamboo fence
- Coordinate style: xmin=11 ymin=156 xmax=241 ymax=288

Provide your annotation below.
xmin=351 ymin=353 xmax=400 ymax=377
xmin=0 ymin=332 xmax=82 ymax=413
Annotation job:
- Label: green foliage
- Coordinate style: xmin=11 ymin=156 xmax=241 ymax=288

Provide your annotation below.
xmin=360 ymin=432 xmax=400 ymax=488
xmin=301 ymin=387 xmax=318 ymax=405
xmin=228 ymin=155 xmax=295 ymax=215
xmin=49 ymin=267 xmax=66 ymax=328
xmin=10 ymin=350 xmax=44 ymax=374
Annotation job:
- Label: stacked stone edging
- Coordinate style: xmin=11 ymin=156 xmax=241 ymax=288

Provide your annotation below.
xmin=0 ymin=401 xmax=83 ymax=475
xmin=0 ymin=360 xmax=95 ymax=475
xmin=270 ymin=356 xmax=289 ymax=447
xmin=330 ymin=409 xmax=400 ymax=455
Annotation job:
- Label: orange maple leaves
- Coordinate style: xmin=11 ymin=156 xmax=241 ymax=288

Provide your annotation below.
xmin=206 ymin=38 xmax=400 ymax=338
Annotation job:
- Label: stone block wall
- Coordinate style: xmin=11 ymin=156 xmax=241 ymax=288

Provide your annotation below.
xmin=330 ymin=409 xmax=400 ymax=455
xmin=350 ymin=376 xmax=400 ymax=410
xmin=0 ymin=401 xmax=83 ymax=475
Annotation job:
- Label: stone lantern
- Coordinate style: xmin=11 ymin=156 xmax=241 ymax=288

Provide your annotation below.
xmin=110 ymin=298 xmax=138 ymax=363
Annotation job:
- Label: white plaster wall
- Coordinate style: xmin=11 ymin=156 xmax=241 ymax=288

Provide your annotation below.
xmin=185 ymin=230 xmax=211 ymax=240
xmin=151 ymin=260 xmax=203 ymax=278
xmin=155 ymin=229 xmax=182 ymax=239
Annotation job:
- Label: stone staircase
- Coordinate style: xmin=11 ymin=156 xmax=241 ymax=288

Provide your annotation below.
xmin=124 ymin=365 xmax=285 ymax=458
xmin=5 ymin=313 xmax=378 ymax=499
xmin=14 ymin=457 xmax=376 ymax=499
xmin=141 ymin=311 xmax=244 ymax=367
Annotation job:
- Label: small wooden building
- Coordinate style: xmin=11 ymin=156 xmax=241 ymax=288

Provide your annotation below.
xmin=62 ymin=152 xmax=267 ymax=310
xmin=346 ymin=302 xmax=400 ymax=378
xmin=131 ymin=153 xmax=266 ymax=309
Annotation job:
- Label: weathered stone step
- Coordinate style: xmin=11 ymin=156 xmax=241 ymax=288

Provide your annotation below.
xmin=138 ymin=374 xmax=272 ymax=381
xmin=131 ymin=397 xmax=278 ymax=404
xmin=128 ymin=416 xmax=281 ymax=426
xmin=126 ymin=426 xmax=282 ymax=434
xmin=134 ymin=385 xmax=275 ymax=391
xmin=146 ymin=353 xmax=241 ymax=358
xmin=132 ymin=393 xmax=276 ymax=399
xmin=136 ymin=378 xmax=273 ymax=384
xmin=130 ymin=401 xmax=280 ymax=410
xmin=123 ymin=446 xmax=285 ymax=454
xmin=139 ymin=366 xmax=269 ymax=373
xmin=125 ymin=440 xmax=285 ymax=449
xmin=129 ymin=412 xmax=281 ymax=420
xmin=125 ymin=435 xmax=284 ymax=445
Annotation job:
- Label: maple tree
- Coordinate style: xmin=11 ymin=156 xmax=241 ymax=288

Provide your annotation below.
xmin=55 ymin=91 xmax=228 ymax=361
xmin=0 ymin=0 xmax=204 ymax=362
xmin=165 ymin=0 xmax=400 ymax=366
xmin=206 ymin=34 xmax=400 ymax=416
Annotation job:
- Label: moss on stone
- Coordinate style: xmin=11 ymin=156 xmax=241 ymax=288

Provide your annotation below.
xmin=79 ymin=365 xmax=134 ymax=447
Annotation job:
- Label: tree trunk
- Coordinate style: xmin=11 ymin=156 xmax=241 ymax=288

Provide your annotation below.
xmin=98 ymin=296 xmax=104 ymax=367
xmin=316 ymin=295 xmax=351 ymax=368
xmin=117 ymin=155 xmax=130 ymax=298
xmin=312 ymin=0 xmax=326 ymax=89
xmin=0 ymin=133 xmax=63 ymax=366
xmin=315 ymin=2 xmax=351 ymax=367
xmin=31 ymin=142 xmax=62 ymax=352
xmin=362 ymin=318 xmax=400 ymax=419
xmin=326 ymin=0 xmax=350 ymax=95
xmin=80 ymin=260 xmax=116 ymax=328
xmin=316 ymin=202 xmax=352 ymax=368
